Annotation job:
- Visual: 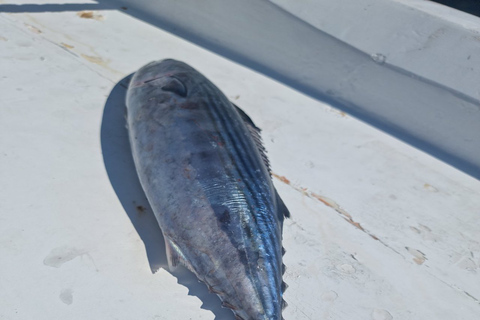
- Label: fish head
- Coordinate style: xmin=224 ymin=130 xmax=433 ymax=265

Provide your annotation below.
xmin=128 ymin=59 xmax=195 ymax=97
xmin=127 ymin=59 xmax=230 ymax=112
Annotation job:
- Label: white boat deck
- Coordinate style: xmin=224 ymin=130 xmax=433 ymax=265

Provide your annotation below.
xmin=1 ymin=1 xmax=479 ymax=319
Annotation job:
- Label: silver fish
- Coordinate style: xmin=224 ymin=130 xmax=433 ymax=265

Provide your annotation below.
xmin=126 ymin=59 xmax=289 ymax=320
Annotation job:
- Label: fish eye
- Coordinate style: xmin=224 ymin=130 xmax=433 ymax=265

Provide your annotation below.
xmin=161 ymin=77 xmax=187 ymax=97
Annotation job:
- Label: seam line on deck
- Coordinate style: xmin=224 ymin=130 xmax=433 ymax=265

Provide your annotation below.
xmin=272 ymin=172 xmax=404 ymax=258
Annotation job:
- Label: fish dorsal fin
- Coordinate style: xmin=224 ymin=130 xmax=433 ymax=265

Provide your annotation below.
xmin=232 ymin=104 xmax=270 ymax=174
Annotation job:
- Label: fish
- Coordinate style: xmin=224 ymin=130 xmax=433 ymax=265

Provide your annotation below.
xmin=126 ymin=59 xmax=290 ymax=320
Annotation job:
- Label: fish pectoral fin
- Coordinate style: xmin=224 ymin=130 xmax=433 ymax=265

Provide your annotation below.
xmin=163 ymin=236 xmax=187 ymax=271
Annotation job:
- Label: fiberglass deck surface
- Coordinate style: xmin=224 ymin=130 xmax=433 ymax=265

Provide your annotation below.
xmin=1 ymin=1 xmax=480 ymax=319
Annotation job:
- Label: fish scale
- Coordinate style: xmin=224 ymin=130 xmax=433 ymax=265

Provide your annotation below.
xmin=126 ymin=59 xmax=289 ymax=320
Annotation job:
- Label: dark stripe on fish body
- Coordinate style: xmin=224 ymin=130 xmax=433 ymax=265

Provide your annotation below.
xmin=200 ymin=81 xmax=275 ymax=220
xmin=198 ymin=83 xmax=261 ymax=206
xmin=199 ymin=87 xmax=264 ymax=266
xmin=200 ymin=83 xmax=277 ymax=242
xmin=199 ymin=82 xmax=282 ymax=303
xmin=192 ymin=90 xmax=260 ymax=273
xmin=200 ymin=82 xmax=261 ymax=194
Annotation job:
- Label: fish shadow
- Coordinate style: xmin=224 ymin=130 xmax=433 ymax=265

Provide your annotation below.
xmin=100 ymin=76 xmax=235 ymax=320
